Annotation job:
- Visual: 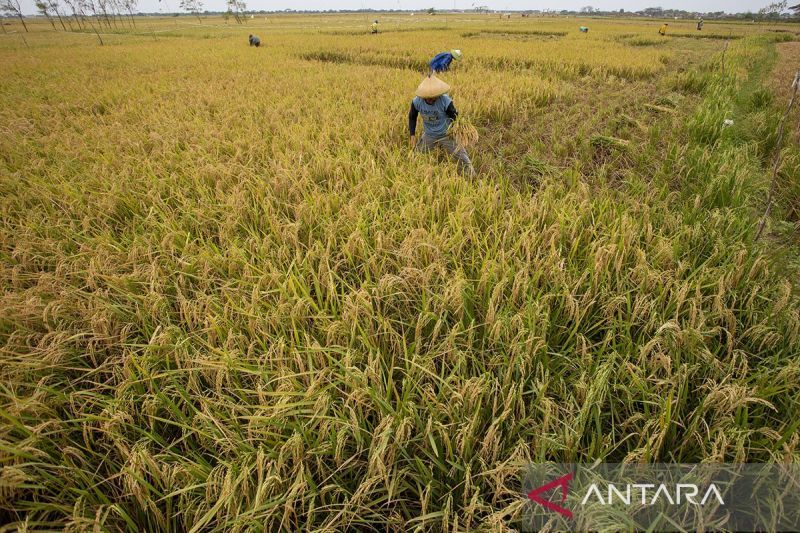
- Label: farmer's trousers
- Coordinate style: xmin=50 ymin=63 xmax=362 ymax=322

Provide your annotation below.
xmin=416 ymin=133 xmax=476 ymax=177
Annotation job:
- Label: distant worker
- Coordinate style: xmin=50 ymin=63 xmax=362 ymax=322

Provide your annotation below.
xmin=409 ymin=75 xmax=476 ymax=177
xmin=248 ymin=34 xmax=261 ymax=47
xmin=429 ymin=49 xmax=462 ymax=73
xmin=658 ymin=23 xmax=668 ymax=36
xmin=371 ymin=20 xmax=379 ymax=34
xmin=697 ymin=17 xmax=704 ymax=30
xmin=579 ymin=26 xmax=589 ymax=33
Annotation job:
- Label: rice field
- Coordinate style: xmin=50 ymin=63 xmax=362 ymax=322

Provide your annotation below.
xmin=1 ymin=13 xmax=799 ymax=531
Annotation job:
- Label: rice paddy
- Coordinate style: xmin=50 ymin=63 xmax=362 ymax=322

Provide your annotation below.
xmin=1 ymin=13 xmax=799 ymax=531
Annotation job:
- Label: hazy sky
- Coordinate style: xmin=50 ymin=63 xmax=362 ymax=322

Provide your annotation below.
xmin=18 ymin=0 xmax=773 ymax=15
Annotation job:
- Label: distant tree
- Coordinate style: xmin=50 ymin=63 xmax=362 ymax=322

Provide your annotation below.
xmin=77 ymin=0 xmax=105 ymax=43
xmin=427 ymin=6 xmax=435 ymax=14
xmin=109 ymin=0 xmax=129 ymax=28
xmin=180 ymin=0 xmax=202 ymax=21
xmin=35 ymin=0 xmax=57 ymax=28
xmin=48 ymin=0 xmax=69 ymax=30
xmin=0 ymin=0 xmax=27 ymax=31
xmin=759 ymin=0 xmax=788 ymax=19
xmin=580 ymin=5 xmax=594 ymax=13
xmin=226 ymin=0 xmax=243 ymax=23
xmin=104 ymin=0 xmax=123 ymax=28
xmin=62 ymin=0 xmax=84 ymax=29
xmin=85 ymin=0 xmax=112 ymax=28
xmin=99 ymin=0 xmax=119 ymax=28
xmin=119 ymin=0 xmax=137 ymax=27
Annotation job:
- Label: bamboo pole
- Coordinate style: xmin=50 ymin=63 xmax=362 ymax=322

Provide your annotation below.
xmin=754 ymin=71 xmax=800 ymax=242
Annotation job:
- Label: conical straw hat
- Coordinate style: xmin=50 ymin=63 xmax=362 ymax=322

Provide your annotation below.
xmin=415 ymin=75 xmax=451 ymax=98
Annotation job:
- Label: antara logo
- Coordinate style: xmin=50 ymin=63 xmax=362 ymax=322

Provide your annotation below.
xmin=527 ymin=472 xmax=574 ymax=518
xmin=581 ymin=483 xmax=725 ymax=506
xmin=528 ymin=472 xmax=725 ymax=519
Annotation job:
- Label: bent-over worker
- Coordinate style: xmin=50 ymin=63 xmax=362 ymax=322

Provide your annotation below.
xmin=408 ymin=75 xmax=475 ymax=177
xmin=429 ymin=49 xmax=462 ymax=73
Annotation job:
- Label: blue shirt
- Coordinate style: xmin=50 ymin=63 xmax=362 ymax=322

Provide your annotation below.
xmin=429 ymin=52 xmax=454 ymax=73
xmin=412 ymin=95 xmax=453 ymax=138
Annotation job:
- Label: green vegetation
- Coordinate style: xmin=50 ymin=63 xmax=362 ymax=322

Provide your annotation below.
xmin=0 ymin=15 xmax=798 ymax=531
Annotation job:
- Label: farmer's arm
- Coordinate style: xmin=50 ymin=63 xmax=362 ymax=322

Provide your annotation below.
xmin=446 ymin=101 xmax=457 ymax=121
xmin=409 ymin=102 xmax=419 ymax=148
xmin=409 ymin=101 xmax=419 ymax=135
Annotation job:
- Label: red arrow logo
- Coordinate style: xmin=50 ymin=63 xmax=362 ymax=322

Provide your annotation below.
xmin=527 ymin=472 xmax=574 ymax=519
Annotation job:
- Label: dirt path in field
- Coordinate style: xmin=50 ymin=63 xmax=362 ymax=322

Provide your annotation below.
xmin=770 ymin=41 xmax=800 ymax=143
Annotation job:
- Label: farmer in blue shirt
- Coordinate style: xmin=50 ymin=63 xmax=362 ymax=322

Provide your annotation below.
xmin=248 ymin=34 xmax=261 ymax=47
xmin=429 ymin=49 xmax=462 ymax=73
xmin=409 ymin=75 xmax=475 ymax=176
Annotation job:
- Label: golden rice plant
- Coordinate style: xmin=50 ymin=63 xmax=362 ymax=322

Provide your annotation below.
xmin=0 ymin=14 xmax=798 ymax=533
xmin=448 ymin=116 xmax=479 ymax=147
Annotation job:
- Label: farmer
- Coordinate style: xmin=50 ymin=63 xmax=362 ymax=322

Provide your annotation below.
xmin=248 ymin=34 xmax=261 ymax=47
xmin=696 ymin=17 xmax=704 ymax=30
xmin=371 ymin=20 xmax=379 ymax=34
xmin=409 ymin=75 xmax=475 ymax=177
xmin=579 ymin=26 xmax=589 ymax=33
xmin=658 ymin=23 xmax=668 ymax=36
xmin=429 ymin=49 xmax=462 ymax=73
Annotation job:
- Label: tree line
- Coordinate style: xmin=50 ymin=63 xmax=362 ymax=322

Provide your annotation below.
xmin=0 ymin=0 xmax=248 ymax=35
xmin=1 ymin=0 xmax=138 ymax=33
